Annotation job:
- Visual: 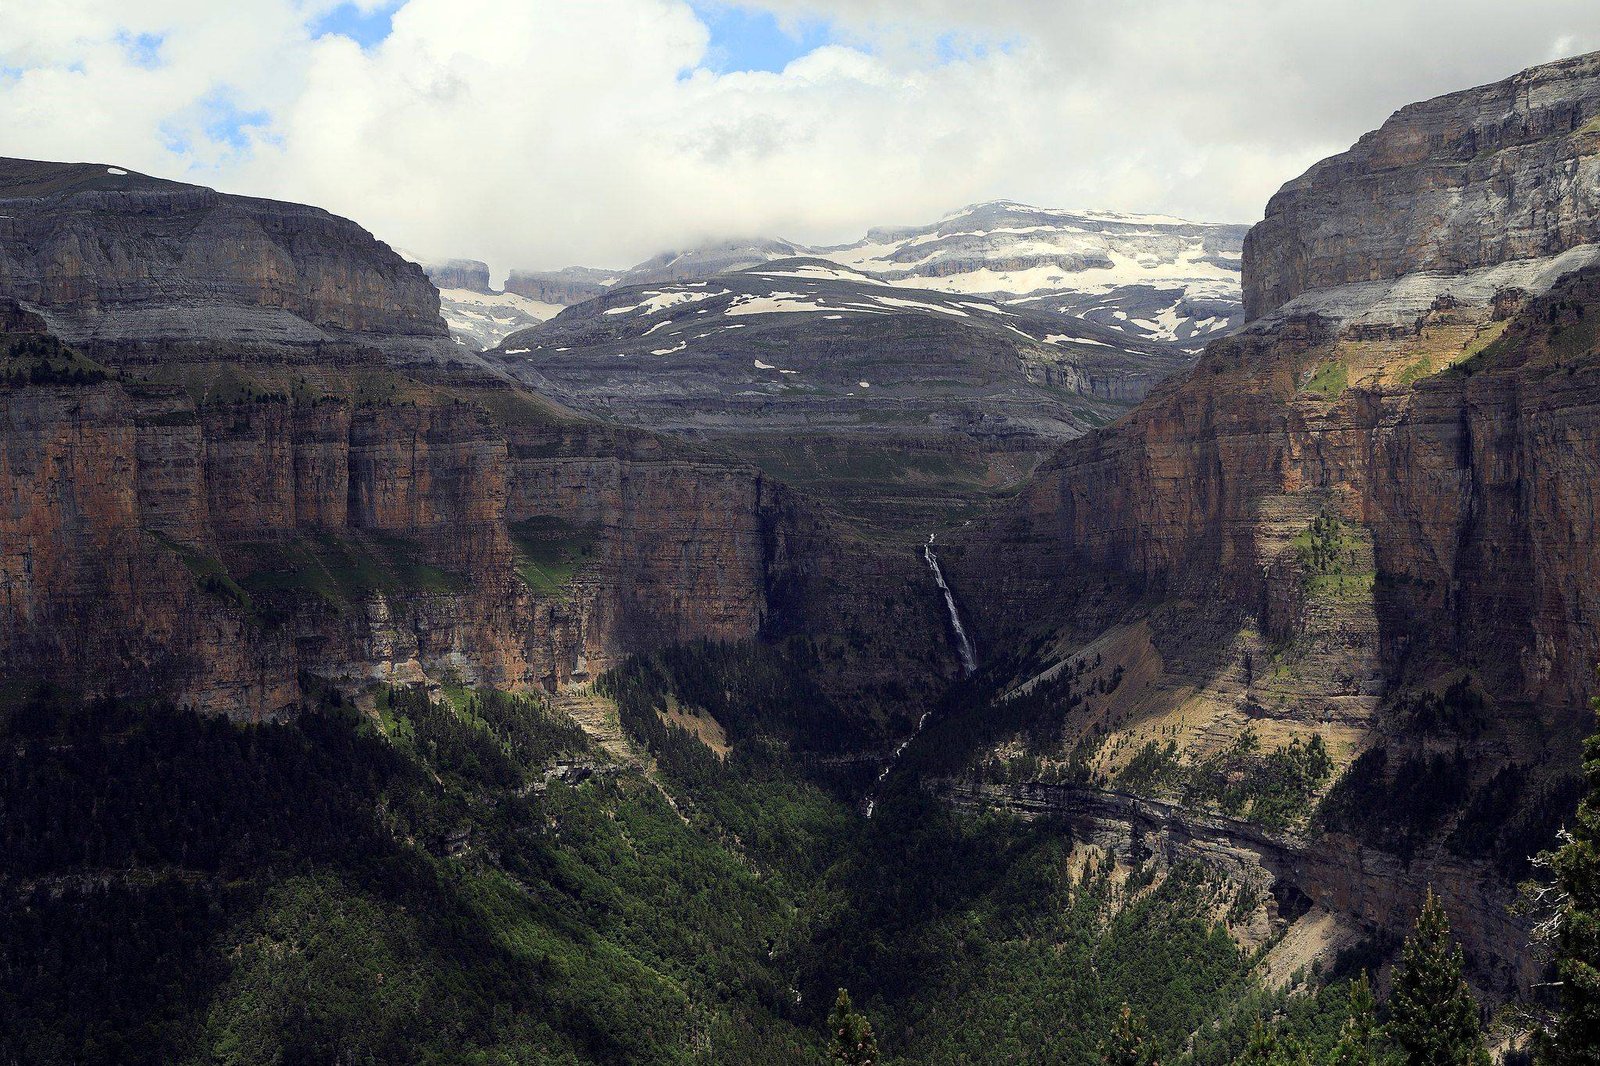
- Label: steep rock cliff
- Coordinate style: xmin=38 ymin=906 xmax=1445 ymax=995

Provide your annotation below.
xmin=0 ymin=157 xmax=475 ymax=374
xmin=1245 ymin=51 xmax=1600 ymax=318
xmin=948 ymin=51 xmax=1600 ymax=991
xmin=0 ymin=161 xmax=949 ymax=728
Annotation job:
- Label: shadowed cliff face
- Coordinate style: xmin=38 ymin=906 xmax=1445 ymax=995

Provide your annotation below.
xmin=0 ymin=329 xmax=950 ymax=729
xmin=0 ymin=160 xmax=952 ymax=729
xmin=946 ymin=50 xmax=1600 ymax=993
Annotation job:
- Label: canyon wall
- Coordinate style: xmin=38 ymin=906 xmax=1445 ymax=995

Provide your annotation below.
xmin=0 ymin=158 xmax=948 ymax=723
xmin=1244 ymin=50 xmax=1600 ymax=319
xmin=948 ymin=50 xmax=1600 ymax=988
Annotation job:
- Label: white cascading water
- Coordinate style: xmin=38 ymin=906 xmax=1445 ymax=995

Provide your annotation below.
xmin=923 ymin=533 xmax=978 ymax=675
xmin=864 ymin=534 xmax=978 ymax=818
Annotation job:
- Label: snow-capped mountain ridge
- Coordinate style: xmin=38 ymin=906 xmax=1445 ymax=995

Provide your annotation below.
xmin=810 ymin=201 xmax=1246 ymax=350
xmin=426 ymin=200 xmax=1248 ymax=351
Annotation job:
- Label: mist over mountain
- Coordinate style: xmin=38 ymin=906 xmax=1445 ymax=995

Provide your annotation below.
xmin=423 ymin=201 xmax=1247 ymax=354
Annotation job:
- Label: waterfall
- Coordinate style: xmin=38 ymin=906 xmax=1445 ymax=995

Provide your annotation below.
xmin=863 ymin=534 xmax=978 ymax=818
xmin=924 ymin=534 xmax=977 ymax=675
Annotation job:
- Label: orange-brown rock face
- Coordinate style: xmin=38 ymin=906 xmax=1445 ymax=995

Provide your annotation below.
xmin=0 ymin=155 xmax=949 ymax=726
xmin=962 ymin=245 xmax=1600 ymax=729
xmin=0 ymin=369 xmax=929 ymax=718
xmin=947 ymin=51 xmax=1600 ymax=992
xmin=0 ymin=327 xmax=950 ymax=730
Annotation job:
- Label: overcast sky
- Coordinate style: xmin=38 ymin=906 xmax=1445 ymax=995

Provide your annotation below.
xmin=2 ymin=1 xmax=1597 ymax=276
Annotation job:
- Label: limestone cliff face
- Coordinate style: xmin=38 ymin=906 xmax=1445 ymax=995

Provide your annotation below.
xmin=1245 ymin=52 xmax=1600 ymax=318
xmin=963 ymin=52 xmax=1600 ymax=720
xmin=0 ymin=157 xmax=458 ymax=371
xmin=504 ymin=267 xmax=614 ymax=306
xmin=950 ymin=51 xmax=1600 ymax=991
xmin=423 ymin=259 xmax=493 ymax=294
xmin=0 ymin=160 xmax=946 ymax=724
xmin=963 ymin=283 xmax=1600 ymax=716
xmin=0 ymin=367 xmax=935 ymax=719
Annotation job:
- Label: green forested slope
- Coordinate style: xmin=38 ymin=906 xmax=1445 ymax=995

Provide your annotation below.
xmin=0 ymin=651 xmax=1402 ymax=1064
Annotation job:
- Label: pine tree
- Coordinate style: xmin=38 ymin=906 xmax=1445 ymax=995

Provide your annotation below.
xmin=1387 ymin=889 xmax=1490 ymax=1066
xmin=1541 ymin=695 xmax=1600 ymax=1065
xmin=1236 ymin=1021 xmax=1312 ymax=1066
xmin=1101 ymin=1002 xmax=1159 ymax=1066
xmin=1238 ymin=1022 xmax=1283 ymax=1066
xmin=828 ymin=988 xmax=878 ymax=1066
xmin=1331 ymin=972 xmax=1379 ymax=1066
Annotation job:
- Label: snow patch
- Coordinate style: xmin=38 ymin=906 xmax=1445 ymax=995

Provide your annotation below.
xmin=870 ymin=296 xmax=969 ymax=317
xmin=753 ymin=263 xmax=879 ymax=283
xmin=440 ymin=288 xmax=563 ymax=320
xmin=725 ymin=293 xmax=837 ymax=316
xmin=605 ymin=289 xmax=724 ymax=316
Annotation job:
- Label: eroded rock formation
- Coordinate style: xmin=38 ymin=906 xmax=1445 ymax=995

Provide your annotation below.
xmin=947 ymin=50 xmax=1600 ymax=992
xmin=1245 ymin=51 xmax=1600 ymax=318
xmin=0 ymin=159 xmax=949 ymax=725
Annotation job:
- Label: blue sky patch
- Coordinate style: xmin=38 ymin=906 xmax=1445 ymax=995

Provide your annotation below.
xmin=310 ymin=2 xmax=400 ymax=49
xmin=160 ymin=89 xmax=274 ymax=164
xmin=690 ymin=3 xmax=834 ymax=74
xmin=201 ymin=92 xmax=272 ymax=152
xmin=116 ymin=31 xmax=167 ymax=69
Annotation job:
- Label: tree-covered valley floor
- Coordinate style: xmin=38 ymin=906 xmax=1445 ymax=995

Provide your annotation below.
xmin=0 ymin=643 xmax=1439 ymax=1064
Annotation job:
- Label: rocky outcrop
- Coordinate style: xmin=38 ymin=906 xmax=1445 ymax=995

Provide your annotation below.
xmin=0 ymin=159 xmax=950 ymax=725
xmin=505 ymin=267 xmax=616 ymax=305
xmin=0 ymin=157 xmax=465 ymax=373
xmin=423 ymin=258 xmax=493 ymax=294
xmin=947 ymin=51 xmax=1600 ymax=993
xmin=1244 ymin=52 xmax=1600 ymax=318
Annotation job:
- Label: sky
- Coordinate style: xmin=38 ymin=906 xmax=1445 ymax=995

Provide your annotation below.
xmin=1 ymin=1 xmax=1597 ymax=277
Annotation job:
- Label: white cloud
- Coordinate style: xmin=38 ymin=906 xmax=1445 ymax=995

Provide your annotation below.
xmin=0 ymin=0 xmax=1597 ymax=275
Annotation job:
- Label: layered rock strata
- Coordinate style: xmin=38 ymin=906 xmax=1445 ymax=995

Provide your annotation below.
xmin=0 ymin=159 xmax=949 ymax=723
xmin=947 ymin=51 xmax=1600 ymax=991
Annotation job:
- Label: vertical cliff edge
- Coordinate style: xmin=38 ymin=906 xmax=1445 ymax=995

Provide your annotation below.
xmin=946 ymin=50 xmax=1600 ymax=993
xmin=0 ymin=158 xmax=949 ymax=732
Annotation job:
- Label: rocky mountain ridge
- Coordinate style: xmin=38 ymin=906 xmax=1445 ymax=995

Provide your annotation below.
xmin=943 ymin=48 xmax=1600 ymax=996
xmin=506 ymin=265 xmax=619 ymax=304
xmin=432 ymin=201 xmax=1247 ymax=352
xmin=0 ymin=158 xmax=461 ymax=373
xmin=0 ymin=157 xmax=950 ymax=725
xmin=821 ymin=201 xmax=1247 ymax=351
xmin=488 ymin=257 xmax=1188 ymax=536
xmin=1245 ymin=50 xmax=1600 ymax=320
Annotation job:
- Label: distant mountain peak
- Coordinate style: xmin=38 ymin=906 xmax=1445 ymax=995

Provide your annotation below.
xmin=434 ymin=201 xmax=1249 ymax=351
